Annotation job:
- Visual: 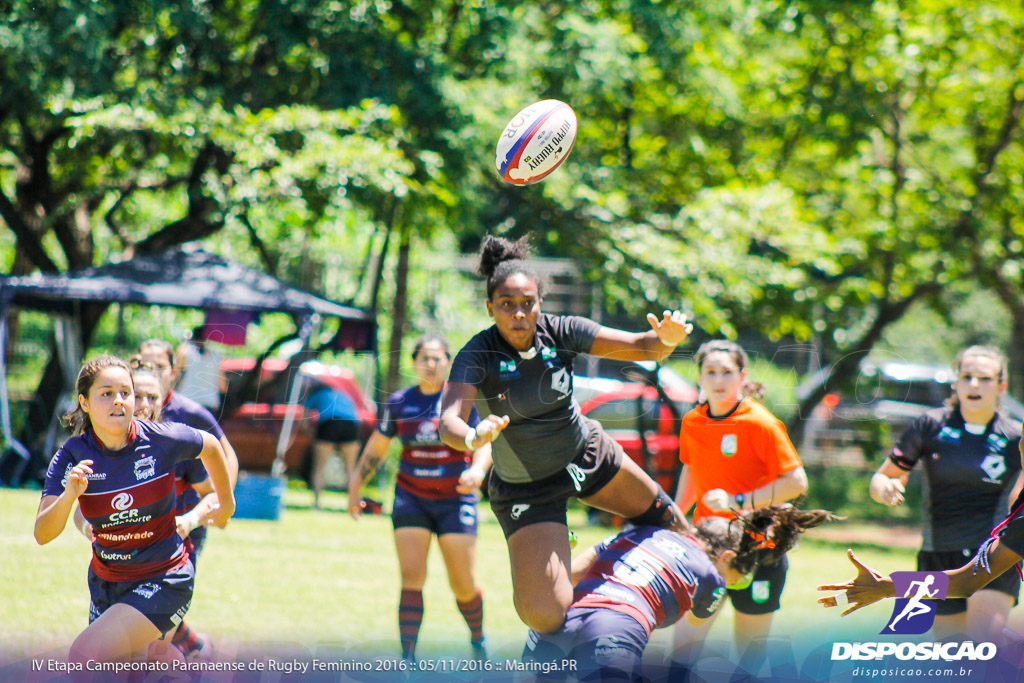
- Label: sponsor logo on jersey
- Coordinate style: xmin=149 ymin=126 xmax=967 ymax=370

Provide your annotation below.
xmin=86 ymin=472 xmax=107 ymax=480
xmin=988 ymin=432 xmax=1009 ymax=451
xmin=96 ymin=530 xmax=155 ymax=541
xmin=551 ymin=367 xmax=571 ymax=399
xmin=98 ymin=549 xmax=134 ymax=562
xmin=938 ymin=426 xmax=961 ymax=442
xmin=104 ymin=509 xmax=151 ymax=525
xmin=414 ymin=420 xmax=439 ymax=442
xmin=721 ymin=434 xmax=738 ymax=456
xmin=111 ymin=492 xmax=134 ymax=511
xmin=412 ymin=468 xmax=442 ymax=478
xmin=511 ymin=503 xmax=531 ymax=520
xmin=540 ymin=346 xmax=558 ymax=361
xmin=499 ymin=360 xmax=518 ymax=376
xmin=134 ymin=456 xmax=156 ymax=481
xmin=980 ymin=453 xmax=1007 ymax=483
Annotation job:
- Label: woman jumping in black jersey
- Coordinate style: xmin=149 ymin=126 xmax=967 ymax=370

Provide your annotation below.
xmin=867 ymin=345 xmax=1022 ymax=643
xmin=439 ymin=235 xmax=692 ymax=634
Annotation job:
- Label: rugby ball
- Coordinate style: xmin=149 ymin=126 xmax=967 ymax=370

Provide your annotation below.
xmin=495 ymin=99 xmax=577 ymax=185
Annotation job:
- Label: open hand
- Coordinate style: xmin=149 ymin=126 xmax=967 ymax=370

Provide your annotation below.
xmin=817 ymin=549 xmax=892 ymax=616
xmin=646 ymin=310 xmax=693 ymax=347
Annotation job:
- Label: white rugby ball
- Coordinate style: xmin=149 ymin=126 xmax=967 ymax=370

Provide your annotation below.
xmin=495 ymin=99 xmax=577 ymax=185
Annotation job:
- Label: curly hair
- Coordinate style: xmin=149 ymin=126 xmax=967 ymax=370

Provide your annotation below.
xmin=477 ymin=235 xmax=546 ymax=300
xmin=696 ymin=503 xmax=838 ymax=576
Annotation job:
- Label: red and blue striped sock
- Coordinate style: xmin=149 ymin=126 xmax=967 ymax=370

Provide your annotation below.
xmin=172 ymin=621 xmax=199 ymax=653
xmin=399 ymin=589 xmax=424 ymax=659
xmin=457 ymin=590 xmax=484 ymax=645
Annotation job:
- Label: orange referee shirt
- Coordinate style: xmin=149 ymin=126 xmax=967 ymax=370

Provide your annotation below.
xmin=679 ymin=398 xmax=803 ymax=523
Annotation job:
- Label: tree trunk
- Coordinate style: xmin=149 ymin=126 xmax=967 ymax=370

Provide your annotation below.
xmin=1009 ymin=313 xmax=1024 ymax=400
xmin=786 ymin=286 xmax=938 ymax=447
xmin=369 ymin=214 xmax=395 ymax=404
xmin=386 ymin=225 xmax=412 ymax=396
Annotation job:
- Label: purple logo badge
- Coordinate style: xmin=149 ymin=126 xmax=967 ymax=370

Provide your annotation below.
xmin=882 ymin=571 xmax=949 ymax=635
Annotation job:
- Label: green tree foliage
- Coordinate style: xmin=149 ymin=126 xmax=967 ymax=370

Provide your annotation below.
xmin=3 ymin=0 xmax=1023 ymax=447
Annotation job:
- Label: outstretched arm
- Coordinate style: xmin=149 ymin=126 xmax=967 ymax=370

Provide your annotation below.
xmin=588 ymin=310 xmax=693 ymax=363
xmin=817 ymin=542 xmax=1024 ymax=616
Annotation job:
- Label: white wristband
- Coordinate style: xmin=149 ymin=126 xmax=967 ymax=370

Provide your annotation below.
xmin=464 ymin=428 xmax=477 ymax=451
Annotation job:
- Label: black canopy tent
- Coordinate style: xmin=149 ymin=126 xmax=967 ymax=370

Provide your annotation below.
xmin=0 ymin=244 xmax=375 ymax=481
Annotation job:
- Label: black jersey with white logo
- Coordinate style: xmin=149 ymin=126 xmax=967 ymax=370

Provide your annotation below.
xmin=449 ymin=314 xmax=600 ymax=483
xmin=890 ymin=407 xmax=1021 ymax=551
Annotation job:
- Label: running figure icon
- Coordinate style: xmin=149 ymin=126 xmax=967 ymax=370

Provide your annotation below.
xmin=887 ymin=575 xmax=939 ymax=631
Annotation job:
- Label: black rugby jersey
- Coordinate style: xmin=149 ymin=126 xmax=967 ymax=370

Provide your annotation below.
xmin=448 ymin=314 xmax=600 ymax=483
xmin=890 ymin=407 xmax=1021 ymax=551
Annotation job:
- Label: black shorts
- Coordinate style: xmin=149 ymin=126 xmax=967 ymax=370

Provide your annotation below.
xmin=918 ymin=547 xmax=1021 ymax=615
xmin=728 ymin=555 xmax=788 ymax=615
xmin=488 ymin=423 xmax=624 ymax=538
xmin=315 ymin=417 xmax=359 ymax=443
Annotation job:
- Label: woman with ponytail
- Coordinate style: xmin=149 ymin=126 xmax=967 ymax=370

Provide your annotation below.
xmin=524 ymin=504 xmax=835 ymax=681
xmin=35 ymin=355 xmax=234 ymax=666
xmin=673 ymin=340 xmax=809 ymax=664
xmin=866 ymin=345 xmax=1022 ymax=643
xmin=440 ymin=235 xmax=693 ymax=634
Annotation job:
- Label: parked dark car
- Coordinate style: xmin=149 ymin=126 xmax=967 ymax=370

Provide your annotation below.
xmin=219 ymin=358 xmax=376 ymax=480
xmin=797 ymin=360 xmax=1024 ymax=464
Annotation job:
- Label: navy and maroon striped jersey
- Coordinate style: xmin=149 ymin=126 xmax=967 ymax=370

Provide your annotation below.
xmin=43 ymin=420 xmax=205 ymax=582
xmin=163 ymin=390 xmax=222 ymax=547
xmin=572 ymin=526 xmax=727 ymax=635
xmin=379 ymin=386 xmax=480 ymax=499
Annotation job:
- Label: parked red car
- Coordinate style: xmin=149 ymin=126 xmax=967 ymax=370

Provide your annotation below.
xmin=219 ymin=358 xmax=376 ymax=478
xmin=576 ymin=364 xmax=699 ymax=493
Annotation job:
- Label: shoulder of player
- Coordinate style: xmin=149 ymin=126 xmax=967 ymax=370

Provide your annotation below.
xmin=732 ymin=399 xmax=786 ymax=430
xmin=993 ymin=412 xmax=1022 ymax=438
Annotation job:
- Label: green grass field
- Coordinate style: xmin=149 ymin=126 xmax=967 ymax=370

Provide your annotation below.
xmin=1 ymin=485 xmax=923 ymax=666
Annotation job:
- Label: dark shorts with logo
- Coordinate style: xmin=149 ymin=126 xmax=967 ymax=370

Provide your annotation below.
xmin=918 ymin=547 xmax=1021 ymax=615
xmin=391 ymin=486 xmax=479 ymax=536
xmin=523 ymin=607 xmax=647 ymax=682
xmin=489 ymin=425 xmax=624 ymax=539
xmin=728 ymin=554 xmax=788 ymax=615
xmin=87 ymin=559 xmax=195 ymax=636
xmin=315 ymin=417 xmax=359 ymax=443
